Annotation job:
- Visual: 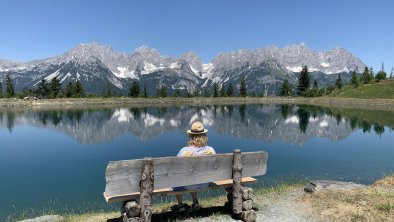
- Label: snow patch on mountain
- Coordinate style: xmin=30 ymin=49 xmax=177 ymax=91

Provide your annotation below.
xmin=141 ymin=62 xmax=165 ymax=74
xmin=286 ymin=66 xmax=303 ymax=72
xmin=202 ymin=63 xmax=214 ymax=78
xmin=113 ymin=67 xmax=137 ymax=79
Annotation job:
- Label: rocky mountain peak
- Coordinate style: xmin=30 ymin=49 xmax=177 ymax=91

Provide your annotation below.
xmin=180 ymin=51 xmax=203 ymax=71
xmin=133 ymin=45 xmax=161 ymax=58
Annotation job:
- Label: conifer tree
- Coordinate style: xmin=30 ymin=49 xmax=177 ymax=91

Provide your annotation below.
xmin=313 ymin=79 xmax=318 ymax=89
xmin=157 ymin=85 xmax=167 ymax=97
xmin=376 ymin=62 xmax=387 ymax=81
xmin=335 ymin=74 xmax=343 ymax=89
xmin=280 ymin=79 xmax=291 ymax=96
xmin=239 ymin=77 xmax=247 ymax=97
xmin=226 ymin=82 xmax=234 ymax=97
xmin=103 ymin=81 xmax=112 ymax=97
xmin=73 ymin=80 xmax=85 ymax=97
xmin=350 ymin=70 xmax=359 ymax=87
xmin=5 ymin=73 xmax=15 ymax=98
xmin=65 ymin=82 xmax=74 ymax=98
xmin=174 ymin=89 xmax=181 ymax=97
xmin=193 ymin=85 xmax=200 ymax=97
xmin=0 ymin=81 xmax=3 ymax=98
xmin=213 ymin=82 xmax=219 ymax=97
xmin=37 ymin=79 xmax=49 ymax=98
xmin=220 ymin=84 xmax=226 ymax=97
xmin=390 ymin=67 xmax=394 ymax=79
xmin=49 ymin=77 xmax=61 ymax=98
xmin=297 ymin=66 xmax=310 ymax=95
xmin=128 ymin=82 xmax=140 ymax=97
xmin=361 ymin=67 xmax=373 ymax=84
xmin=203 ymin=87 xmax=210 ymax=97
xmin=142 ymin=82 xmax=148 ymax=98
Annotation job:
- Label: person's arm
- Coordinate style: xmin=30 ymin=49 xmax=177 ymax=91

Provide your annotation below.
xmin=177 ymin=148 xmax=185 ymax=157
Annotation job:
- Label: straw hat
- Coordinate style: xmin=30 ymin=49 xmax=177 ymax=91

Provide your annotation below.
xmin=187 ymin=121 xmax=208 ymax=134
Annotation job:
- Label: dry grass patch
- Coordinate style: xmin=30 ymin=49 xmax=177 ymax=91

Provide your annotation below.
xmin=300 ymin=177 xmax=394 ymax=222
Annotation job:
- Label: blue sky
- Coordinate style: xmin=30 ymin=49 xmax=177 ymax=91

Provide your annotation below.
xmin=0 ymin=0 xmax=393 ymax=71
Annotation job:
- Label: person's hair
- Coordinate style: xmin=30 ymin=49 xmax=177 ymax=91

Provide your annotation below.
xmin=188 ymin=133 xmax=208 ymax=148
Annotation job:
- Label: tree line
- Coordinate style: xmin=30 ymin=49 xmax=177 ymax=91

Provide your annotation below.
xmin=280 ymin=63 xmax=393 ymax=97
xmin=2 ymin=64 xmax=392 ymax=99
xmin=0 ymin=74 xmax=86 ymax=99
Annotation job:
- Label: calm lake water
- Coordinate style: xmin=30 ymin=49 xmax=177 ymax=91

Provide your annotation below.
xmin=1 ymin=104 xmax=394 ymax=220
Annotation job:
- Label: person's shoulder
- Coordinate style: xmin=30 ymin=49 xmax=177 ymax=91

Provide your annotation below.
xmin=177 ymin=146 xmax=191 ymax=157
xmin=205 ymin=146 xmax=216 ymax=154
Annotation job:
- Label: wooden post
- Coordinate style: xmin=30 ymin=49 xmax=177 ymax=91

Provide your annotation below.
xmin=139 ymin=158 xmax=154 ymax=222
xmin=232 ymin=149 xmax=242 ymax=215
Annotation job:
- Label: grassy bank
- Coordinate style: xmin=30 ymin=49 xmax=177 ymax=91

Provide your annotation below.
xmin=327 ymin=79 xmax=394 ymax=99
xmin=301 ymin=175 xmax=394 ymax=222
xmin=11 ymin=176 xmax=394 ymax=221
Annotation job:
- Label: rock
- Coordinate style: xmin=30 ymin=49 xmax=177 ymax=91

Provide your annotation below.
xmin=240 ymin=210 xmax=256 ymax=222
xmin=304 ymin=180 xmax=366 ymax=193
xmin=18 ymin=215 xmax=63 ymax=222
xmin=124 ymin=200 xmax=140 ymax=217
xmin=241 ymin=187 xmax=253 ymax=200
xmin=242 ymin=199 xmax=253 ymax=211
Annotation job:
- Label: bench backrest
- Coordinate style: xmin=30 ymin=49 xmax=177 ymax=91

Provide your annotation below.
xmin=105 ymin=151 xmax=268 ymax=198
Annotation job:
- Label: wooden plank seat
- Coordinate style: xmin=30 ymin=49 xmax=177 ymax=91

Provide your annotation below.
xmin=104 ymin=176 xmax=257 ymax=202
xmin=103 ymin=149 xmax=268 ymax=222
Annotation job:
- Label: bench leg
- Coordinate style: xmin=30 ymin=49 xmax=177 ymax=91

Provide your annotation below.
xmin=232 ymin=149 xmax=243 ymax=215
xmin=139 ymin=158 xmax=154 ymax=222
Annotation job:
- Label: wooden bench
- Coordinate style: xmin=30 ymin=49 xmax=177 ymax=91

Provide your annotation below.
xmin=104 ymin=149 xmax=268 ymax=222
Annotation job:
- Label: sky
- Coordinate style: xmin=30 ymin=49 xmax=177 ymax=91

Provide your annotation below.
xmin=0 ymin=0 xmax=393 ymax=71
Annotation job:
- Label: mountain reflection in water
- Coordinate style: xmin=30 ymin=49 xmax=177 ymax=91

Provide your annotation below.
xmin=0 ymin=104 xmax=392 ymax=144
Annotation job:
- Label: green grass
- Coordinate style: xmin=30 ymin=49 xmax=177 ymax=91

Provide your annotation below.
xmin=376 ymin=202 xmax=394 ymax=213
xmin=327 ymin=79 xmax=394 ymax=99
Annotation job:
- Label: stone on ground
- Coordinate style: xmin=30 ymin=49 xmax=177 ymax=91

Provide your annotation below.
xmin=18 ymin=215 xmax=64 ymax=222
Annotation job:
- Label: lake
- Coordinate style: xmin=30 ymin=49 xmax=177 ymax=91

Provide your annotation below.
xmin=1 ymin=104 xmax=394 ymax=220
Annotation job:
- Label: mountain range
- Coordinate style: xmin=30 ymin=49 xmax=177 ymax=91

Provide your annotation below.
xmin=0 ymin=43 xmax=366 ymax=95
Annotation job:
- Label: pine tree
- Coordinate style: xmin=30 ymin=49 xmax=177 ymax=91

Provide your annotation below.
xmin=280 ymin=79 xmax=291 ymax=96
xmin=361 ymin=67 xmax=373 ymax=84
xmin=128 ymin=82 xmax=140 ymax=97
xmin=0 ymin=81 xmax=3 ymax=98
xmin=335 ymin=74 xmax=343 ymax=89
xmin=73 ymin=80 xmax=85 ymax=97
xmin=212 ymin=82 xmax=219 ymax=97
xmin=239 ymin=77 xmax=247 ymax=97
xmin=297 ymin=66 xmax=310 ymax=95
xmin=203 ymin=87 xmax=210 ymax=97
xmin=5 ymin=73 xmax=15 ymax=98
xmin=103 ymin=81 xmax=112 ymax=97
xmin=143 ymin=83 xmax=148 ymax=98
xmin=65 ymin=82 xmax=74 ymax=98
xmin=390 ymin=67 xmax=393 ymax=79
xmin=376 ymin=62 xmax=387 ymax=81
xmin=37 ymin=79 xmax=49 ymax=98
xmin=226 ymin=82 xmax=234 ymax=97
xmin=49 ymin=77 xmax=61 ymax=98
xmin=350 ymin=70 xmax=359 ymax=87
xmin=174 ymin=89 xmax=181 ymax=97
xmin=158 ymin=85 xmax=167 ymax=97
xmin=313 ymin=79 xmax=318 ymax=89
xmin=193 ymin=85 xmax=200 ymax=97
xmin=220 ymin=84 xmax=226 ymax=97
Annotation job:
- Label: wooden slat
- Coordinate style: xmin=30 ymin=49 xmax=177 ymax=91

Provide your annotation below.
xmin=104 ymin=177 xmax=257 ymax=202
xmin=104 ymin=151 xmax=268 ymax=199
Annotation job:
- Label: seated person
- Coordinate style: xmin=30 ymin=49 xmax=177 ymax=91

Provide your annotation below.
xmin=174 ymin=121 xmax=216 ymax=213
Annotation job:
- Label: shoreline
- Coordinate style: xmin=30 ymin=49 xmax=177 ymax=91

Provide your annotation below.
xmin=2 ymin=97 xmax=394 ymax=110
xmin=13 ymin=175 xmax=394 ymax=222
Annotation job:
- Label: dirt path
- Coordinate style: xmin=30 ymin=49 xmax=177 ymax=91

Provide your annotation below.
xmin=181 ymin=187 xmax=323 ymax=222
